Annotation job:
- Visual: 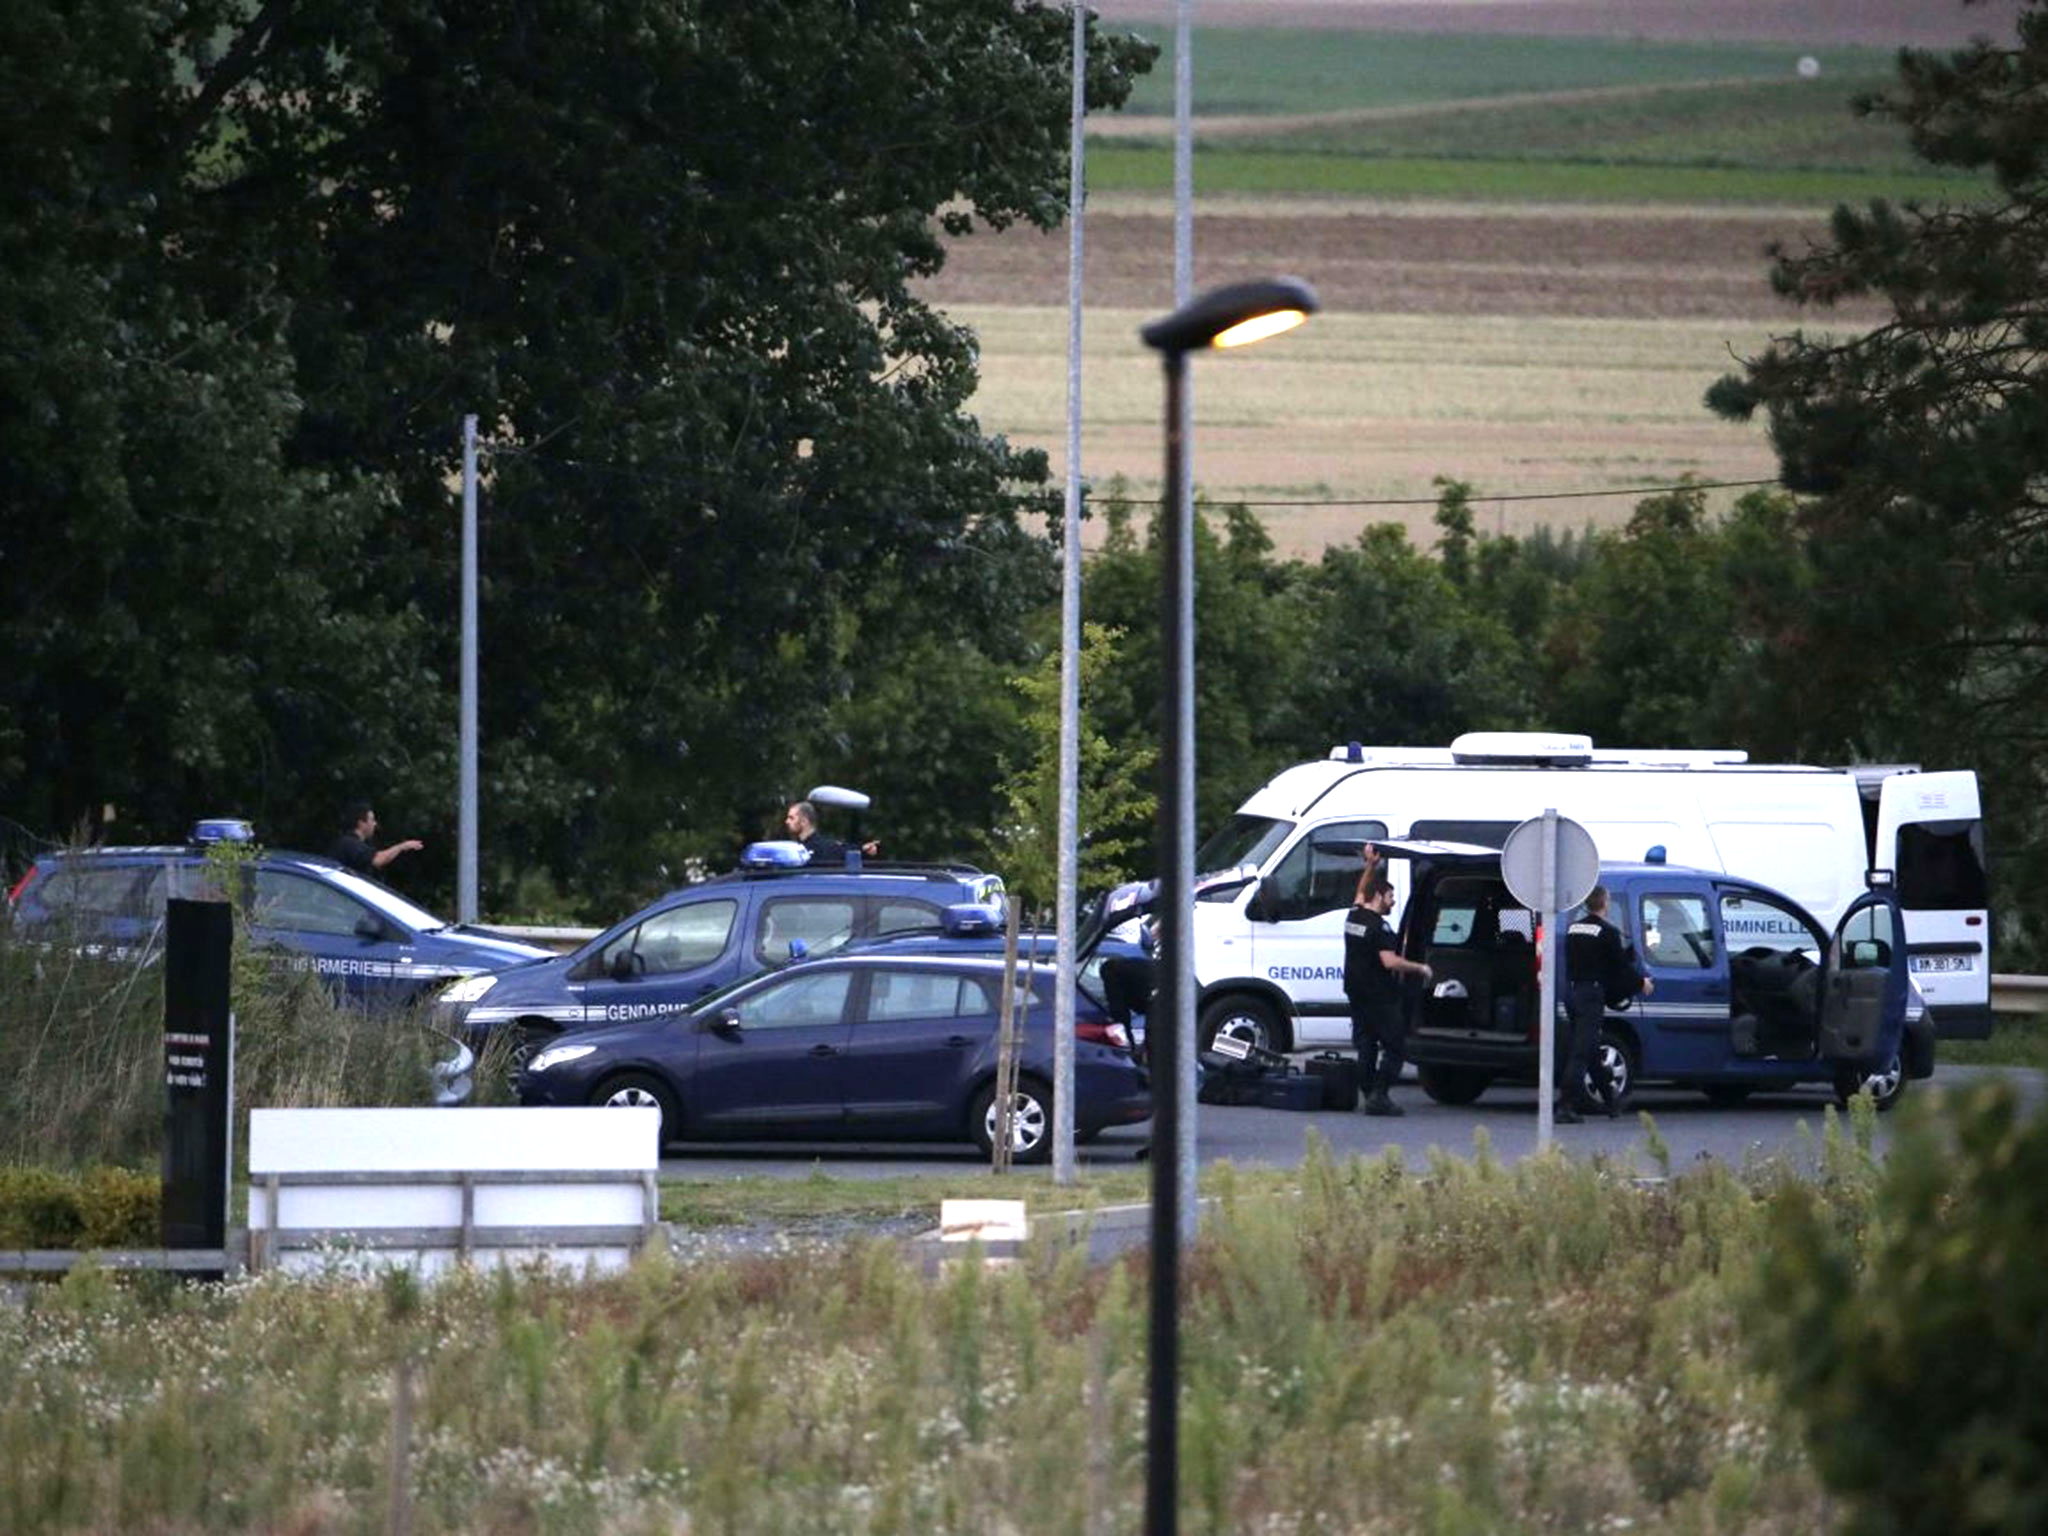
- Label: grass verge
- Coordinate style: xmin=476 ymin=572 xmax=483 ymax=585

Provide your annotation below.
xmin=0 ymin=1116 xmax=1891 ymax=1533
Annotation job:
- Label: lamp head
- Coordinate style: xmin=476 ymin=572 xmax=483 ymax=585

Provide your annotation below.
xmin=1140 ymin=276 xmax=1319 ymax=355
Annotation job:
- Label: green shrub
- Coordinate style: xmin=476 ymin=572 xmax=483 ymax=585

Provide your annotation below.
xmin=0 ymin=1165 xmax=157 ymax=1249
xmin=1748 ymin=1080 xmax=2048 ymax=1535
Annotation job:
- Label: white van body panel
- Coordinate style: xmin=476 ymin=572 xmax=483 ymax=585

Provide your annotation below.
xmin=1202 ymin=740 xmax=1984 ymax=1049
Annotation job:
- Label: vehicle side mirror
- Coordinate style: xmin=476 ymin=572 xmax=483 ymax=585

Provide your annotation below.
xmin=1249 ymin=880 xmax=1281 ymax=924
xmin=706 ymin=1008 xmax=743 ymax=1040
xmin=609 ymin=948 xmax=644 ymax=982
xmin=354 ymin=914 xmax=386 ymax=942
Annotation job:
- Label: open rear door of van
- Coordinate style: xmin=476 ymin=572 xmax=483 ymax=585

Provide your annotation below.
xmin=1875 ymin=772 xmax=1991 ymax=1038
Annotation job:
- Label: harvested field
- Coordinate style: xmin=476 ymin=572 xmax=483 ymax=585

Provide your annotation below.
xmin=923 ymin=198 xmax=1859 ymax=557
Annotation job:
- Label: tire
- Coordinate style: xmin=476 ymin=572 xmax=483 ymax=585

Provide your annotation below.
xmin=971 ymin=1075 xmax=1052 ymax=1165
xmin=1701 ymin=1083 xmax=1757 ymax=1108
xmin=1590 ymin=1030 xmax=1640 ymax=1112
xmin=1835 ymin=1050 xmax=1907 ymax=1112
xmin=496 ymin=1021 xmax=558 ymax=1090
xmin=590 ymin=1071 xmax=679 ymax=1147
xmin=1417 ymin=1064 xmax=1491 ymax=1106
xmin=1198 ymin=994 xmax=1287 ymax=1056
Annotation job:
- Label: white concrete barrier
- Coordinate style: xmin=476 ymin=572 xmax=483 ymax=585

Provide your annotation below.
xmin=247 ymin=1107 xmax=659 ymax=1277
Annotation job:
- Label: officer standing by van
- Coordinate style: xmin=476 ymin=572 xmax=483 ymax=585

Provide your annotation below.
xmin=1345 ymin=873 xmax=1432 ymax=1117
xmin=1562 ymin=885 xmax=1651 ymax=1122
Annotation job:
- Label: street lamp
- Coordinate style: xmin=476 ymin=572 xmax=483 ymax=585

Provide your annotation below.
xmin=1138 ymin=275 xmax=1317 ymax=1536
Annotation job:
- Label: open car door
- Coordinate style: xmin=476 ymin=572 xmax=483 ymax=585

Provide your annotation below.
xmin=1818 ymin=884 xmax=1910 ymax=1065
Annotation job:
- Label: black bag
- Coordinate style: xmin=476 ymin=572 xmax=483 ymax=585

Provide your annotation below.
xmin=1257 ymin=1069 xmax=1324 ymax=1111
xmin=1303 ymin=1051 xmax=1360 ymax=1111
xmin=1196 ymin=1058 xmax=1268 ymax=1106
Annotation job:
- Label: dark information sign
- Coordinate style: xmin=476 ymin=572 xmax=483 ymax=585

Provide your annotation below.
xmin=162 ymin=897 xmax=235 ymax=1252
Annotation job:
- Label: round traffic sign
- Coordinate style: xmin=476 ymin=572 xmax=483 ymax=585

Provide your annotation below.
xmin=1500 ymin=813 xmax=1600 ymax=912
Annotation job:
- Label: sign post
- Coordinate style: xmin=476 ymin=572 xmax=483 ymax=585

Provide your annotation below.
xmin=1500 ymin=811 xmax=1599 ymax=1150
xmin=162 ymin=898 xmax=235 ymax=1269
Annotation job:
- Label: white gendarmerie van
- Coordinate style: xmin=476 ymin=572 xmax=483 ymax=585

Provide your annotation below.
xmin=1183 ymin=732 xmax=1989 ymax=1053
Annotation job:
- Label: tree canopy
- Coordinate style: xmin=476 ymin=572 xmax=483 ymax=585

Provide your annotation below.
xmin=1708 ymin=0 xmax=2047 ymax=939
xmin=0 ymin=0 xmax=1154 ymax=904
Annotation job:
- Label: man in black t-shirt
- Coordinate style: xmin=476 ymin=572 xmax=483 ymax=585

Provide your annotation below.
xmin=783 ymin=800 xmax=878 ymax=865
xmin=1344 ymin=874 xmax=1433 ymax=1117
xmin=1561 ymin=885 xmax=1651 ymax=1121
xmin=330 ymin=801 xmax=423 ymax=879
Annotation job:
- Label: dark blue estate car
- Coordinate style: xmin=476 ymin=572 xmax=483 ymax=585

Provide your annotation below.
xmin=434 ymin=845 xmax=1008 ymax=1060
xmin=516 ymin=950 xmax=1151 ymax=1162
xmin=6 ymin=821 xmax=550 ymax=1007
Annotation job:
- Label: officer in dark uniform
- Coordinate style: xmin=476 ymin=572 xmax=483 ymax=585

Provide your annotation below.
xmin=1561 ymin=884 xmax=1651 ymax=1121
xmin=1344 ymin=873 xmax=1432 ymax=1116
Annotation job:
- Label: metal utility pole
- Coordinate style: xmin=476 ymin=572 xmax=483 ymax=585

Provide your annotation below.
xmin=1053 ymin=0 xmax=1088 ymax=1184
xmin=1170 ymin=0 xmax=1198 ymax=1251
xmin=459 ymin=415 xmax=479 ymax=924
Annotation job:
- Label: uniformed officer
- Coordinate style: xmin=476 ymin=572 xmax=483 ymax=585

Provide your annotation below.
xmin=1344 ymin=873 xmax=1432 ymax=1117
xmin=1561 ymin=885 xmax=1651 ymax=1121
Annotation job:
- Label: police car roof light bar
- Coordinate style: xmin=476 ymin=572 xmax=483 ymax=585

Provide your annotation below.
xmin=190 ymin=818 xmax=256 ymax=845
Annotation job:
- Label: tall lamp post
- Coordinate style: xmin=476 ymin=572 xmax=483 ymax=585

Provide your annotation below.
xmin=1138 ymin=276 xmax=1317 ymax=1536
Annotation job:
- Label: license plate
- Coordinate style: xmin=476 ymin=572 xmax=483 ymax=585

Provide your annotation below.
xmin=1911 ymin=955 xmax=1970 ymax=973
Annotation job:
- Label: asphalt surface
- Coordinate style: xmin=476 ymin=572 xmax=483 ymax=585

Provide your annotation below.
xmin=656 ymin=1062 xmax=2042 ymax=1185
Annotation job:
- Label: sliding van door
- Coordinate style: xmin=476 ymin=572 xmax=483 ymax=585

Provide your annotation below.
xmin=1875 ymin=772 xmax=1990 ymax=1038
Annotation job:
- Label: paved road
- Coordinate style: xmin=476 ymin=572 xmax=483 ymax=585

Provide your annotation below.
xmin=656 ymin=1063 xmax=2042 ymax=1184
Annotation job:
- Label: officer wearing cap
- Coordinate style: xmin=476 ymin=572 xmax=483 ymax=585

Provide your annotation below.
xmin=1561 ymin=885 xmax=1651 ymax=1121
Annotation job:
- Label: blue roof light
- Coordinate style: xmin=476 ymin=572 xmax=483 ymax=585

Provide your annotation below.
xmin=740 ymin=840 xmax=810 ymax=868
xmin=190 ymin=818 xmax=256 ymax=845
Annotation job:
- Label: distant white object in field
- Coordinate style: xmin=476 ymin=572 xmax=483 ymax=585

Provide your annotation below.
xmin=1797 ymin=55 xmax=1822 ymax=79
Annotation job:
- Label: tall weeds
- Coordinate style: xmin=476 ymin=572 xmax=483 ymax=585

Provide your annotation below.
xmin=0 ymin=903 xmax=460 ymax=1172
xmin=0 ymin=1135 xmax=1855 ymax=1534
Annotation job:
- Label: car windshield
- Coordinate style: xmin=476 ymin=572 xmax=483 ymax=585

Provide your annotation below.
xmin=314 ymin=864 xmax=450 ymax=932
xmin=1195 ymin=814 xmax=1293 ymax=876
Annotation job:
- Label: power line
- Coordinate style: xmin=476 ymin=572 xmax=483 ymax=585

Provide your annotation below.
xmin=482 ymin=440 xmax=1782 ymax=513
xmin=1085 ymin=477 xmax=1782 ymax=510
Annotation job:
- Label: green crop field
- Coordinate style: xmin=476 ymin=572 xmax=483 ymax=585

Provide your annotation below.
xmin=1112 ymin=27 xmax=1903 ymax=117
xmin=1089 ymin=27 xmax=1991 ymax=206
xmin=1084 ymin=144 xmax=1975 ymax=206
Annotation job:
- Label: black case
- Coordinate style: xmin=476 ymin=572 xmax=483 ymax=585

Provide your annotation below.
xmin=1303 ymin=1051 xmax=1360 ymax=1111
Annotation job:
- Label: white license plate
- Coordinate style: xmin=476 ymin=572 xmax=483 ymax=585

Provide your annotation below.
xmin=1911 ymin=955 xmax=1971 ymax=973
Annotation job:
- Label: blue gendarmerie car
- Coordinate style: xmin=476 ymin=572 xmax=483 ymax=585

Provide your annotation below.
xmin=433 ymin=843 xmax=1008 ymax=1063
xmin=516 ymin=949 xmax=1151 ymax=1162
xmin=6 ymin=819 xmax=551 ymax=1008
xmin=1376 ymin=839 xmax=1935 ymax=1112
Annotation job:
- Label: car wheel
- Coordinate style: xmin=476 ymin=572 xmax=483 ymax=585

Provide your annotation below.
xmin=590 ymin=1072 xmax=679 ymax=1147
xmin=1417 ymin=1064 xmax=1491 ymax=1105
xmin=1591 ymin=1031 xmax=1640 ymax=1112
xmin=1701 ymin=1083 xmax=1757 ymax=1108
xmin=1835 ymin=1050 xmax=1907 ymax=1112
xmin=971 ymin=1075 xmax=1052 ymax=1165
xmin=1198 ymin=994 xmax=1286 ymax=1056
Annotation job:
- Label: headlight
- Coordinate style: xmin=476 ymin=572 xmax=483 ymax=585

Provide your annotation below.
xmin=529 ymin=1042 xmax=597 ymax=1072
xmin=438 ymin=973 xmax=499 ymax=1005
